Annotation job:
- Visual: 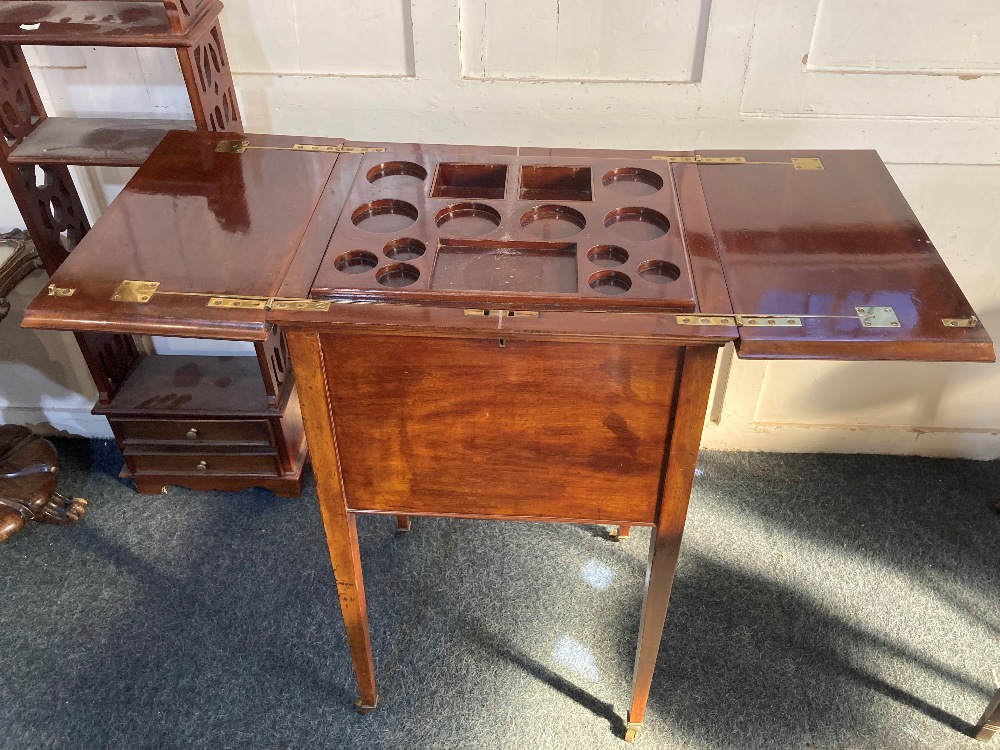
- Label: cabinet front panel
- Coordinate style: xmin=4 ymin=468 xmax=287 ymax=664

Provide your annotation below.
xmin=322 ymin=333 xmax=683 ymax=523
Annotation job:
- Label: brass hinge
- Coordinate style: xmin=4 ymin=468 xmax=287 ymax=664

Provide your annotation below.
xmin=942 ymin=315 xmax=978 ymax=328
xmin=110 ymin=279 xmax=330 ymax=311
xmin=291 ymin=144 xmax=386 ymax=154
xmin=464 ymin=308 xmax=540 ymax=318
xmin=653 ymin=155 xmax=824 ymax=170
xmin=677 ymin=314 xmax=799 ymax=327
xmin=677 ymin=306 xmax=900 ymax=328
xmin=47 ymin=284 xmax=76 ymax=297
xmin=112 ymin=280 xmax=159 ymax=303
xmin=207 ymin=297 xmax=330 ymax=311
xmin=215 ymin=140 xmax=385 ymax=155
xmin=855 ymin=306 xmax=900 ymax=328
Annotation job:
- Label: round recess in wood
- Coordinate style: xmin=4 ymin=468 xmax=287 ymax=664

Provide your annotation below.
xmin=587 ymin=244 xmax=629 ymax=268
xmin=602 ymin=167 xmax=663 ymax=196
xmin=352 ymin=199 xmax=419 ymax=233
xmin=520 ymin=204 xmax=586 ymax=240
xmin=334 ymin=250 xmax=379 ymax=274
xmin=367 ymin=161 xmax=428 ymax=185
xmin=604 ymin=207 xmax=670 ymax=241
xmin=383 ymin=238 xmax=427 ymax=261
xmin=637 ymin=259 xmax=681 ymax=284
xmin=376 ymin=263 xmax=420 ymax=288
xmin=435 ymin=202 xmax=502 ymax=236
xmin=589 ymin=270 xmax=632 ymax=295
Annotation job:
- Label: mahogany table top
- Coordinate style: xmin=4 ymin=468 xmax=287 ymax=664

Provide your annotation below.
xmin=23 ymin=131 xmax=994 ymax=363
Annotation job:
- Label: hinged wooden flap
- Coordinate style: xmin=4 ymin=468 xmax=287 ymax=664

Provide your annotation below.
xmin=22 ymin=131 xmax=343 ymax=341
xmin=695 ymin=150 xmax=994 ymax=362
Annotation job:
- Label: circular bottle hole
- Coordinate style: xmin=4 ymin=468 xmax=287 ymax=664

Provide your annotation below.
xmin=366 ymin=161 xmax=428 ymax=185
xmin=383 ymin=237 xmax=426 ymax=261
xmin=520 ymin=204 xmax=587 ymax=240
xmin=587 ymin=245 xmax=629 ymax=268
xmin=602 ymin=167 xmax=664 ymax=197
xmin=334 ymin=250 xmax=379 ymax=274
xmin=376 ymin=263 xmax=420 ymax=288
xmin=604 ymin=207 xmax=670 ymax=241
xmin=435 ymin=202 xmax=502 ymax=237
xmin=352 ymin=199 xmax=419 ymax=233
xmin=589 ymin=270 xmax=632 ymax=296
xmin=637 ymin=260 xmax=681 ymax=284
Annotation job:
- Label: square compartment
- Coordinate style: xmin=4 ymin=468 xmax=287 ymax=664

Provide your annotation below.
xmin=431 ymin=163 xmax=508 ymax=200
xmin=519 ymin=166 xmax=592 ymax=201
xmin=432 ymin=240 xmax=578 ymax=294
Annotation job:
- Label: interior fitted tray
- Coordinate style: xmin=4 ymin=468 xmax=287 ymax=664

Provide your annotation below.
xmin=310 ymin=153 xmax=698 ymax=312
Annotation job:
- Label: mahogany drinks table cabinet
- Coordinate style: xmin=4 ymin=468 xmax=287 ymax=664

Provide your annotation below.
xmin=22 ymin=131 xmax=995 ymax=743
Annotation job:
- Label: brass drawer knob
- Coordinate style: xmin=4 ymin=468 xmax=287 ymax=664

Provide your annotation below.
xmin=186 ymin=428 xmax=199 ymax=440
xmin=195 ymin=460 xmax=208 ymax=472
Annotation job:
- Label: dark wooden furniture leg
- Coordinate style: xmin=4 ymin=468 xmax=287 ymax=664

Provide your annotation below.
xmin=613 ymin=524 xmax=631 ymax=540
xmin=625 ymin=346 xmax=717 ymax=743
xmin=977 ymin=688 xmax=1000 ymax=741
xmin=286 ymin=331 xmax=377 ymax=712
xmin=396 ymin=514 xmax=412 ymax=533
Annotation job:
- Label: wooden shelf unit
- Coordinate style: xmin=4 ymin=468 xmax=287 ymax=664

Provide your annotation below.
xmin=0 ymin=1 xmax=222 ymax=47
xmin=7 ymin=117 xmax=197 ymax=167
xmin=0 ymin=2 xmax=308 ymax=496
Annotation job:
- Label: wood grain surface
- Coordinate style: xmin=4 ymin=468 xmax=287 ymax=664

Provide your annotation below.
xmin=322 ymin=332 xmax=683 ymax=524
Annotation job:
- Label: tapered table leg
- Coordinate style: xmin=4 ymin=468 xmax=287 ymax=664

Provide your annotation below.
xmin=976 ymin=688 xmax=1000 ymax=741
xmin=286 ymin=331 xmax=377 ymax=711
xmin=626 ymin=346 xmax=717 ymax=743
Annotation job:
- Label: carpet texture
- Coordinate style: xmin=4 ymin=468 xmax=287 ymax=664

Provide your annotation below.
xmin=1 ymin=440 xmax=998 ymax=749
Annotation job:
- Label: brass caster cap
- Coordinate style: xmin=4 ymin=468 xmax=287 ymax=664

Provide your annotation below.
xmin=624 ymin=723 xmax=642 ymax=743
xmin=353 ymin=697 xmax=378 ymax=715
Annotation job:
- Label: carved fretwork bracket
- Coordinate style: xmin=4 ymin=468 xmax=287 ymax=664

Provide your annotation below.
xmin=10 ymin=163 xmax=88 ymax=275
xmin=177 ymin=20 xmax=243 ymax=133
xmin=256 ymin=327 xmax=293 ymax=409
xmin=74 ymin=331 xmax=140 ymax=405
xmin=0 ymin=45 xmax=42 ymax=153
xmin=0 ymin=44 xmax=141 ymax=401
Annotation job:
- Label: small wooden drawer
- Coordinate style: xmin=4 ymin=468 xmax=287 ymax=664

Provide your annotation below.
xmin=127 ymin=451 xmax=280 ymax=477
xmin=115 ymin=419 xmax=272 ymax=446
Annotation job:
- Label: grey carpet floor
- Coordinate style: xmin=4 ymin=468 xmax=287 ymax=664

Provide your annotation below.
xmin=1 ymin=441 xmax=998 ymax=750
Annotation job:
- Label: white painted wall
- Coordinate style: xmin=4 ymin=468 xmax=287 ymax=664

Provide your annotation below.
xmin=0 ymin=0 xmax=997 ymax=457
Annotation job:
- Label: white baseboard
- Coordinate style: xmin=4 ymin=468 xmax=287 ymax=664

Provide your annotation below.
xmin=702 ymin=422 xmax=1000 ymax=460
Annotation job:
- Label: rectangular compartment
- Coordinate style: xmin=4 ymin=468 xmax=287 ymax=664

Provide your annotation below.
xmin=432 ymin=240 xmax=578 ymax=294
xmin=92 ymin=355 xmax=275 ymax=417
xmin=519 ymin=166 xmax=592 ymax=201
xmin=431 ymin=163 xmax=508 ymax=200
